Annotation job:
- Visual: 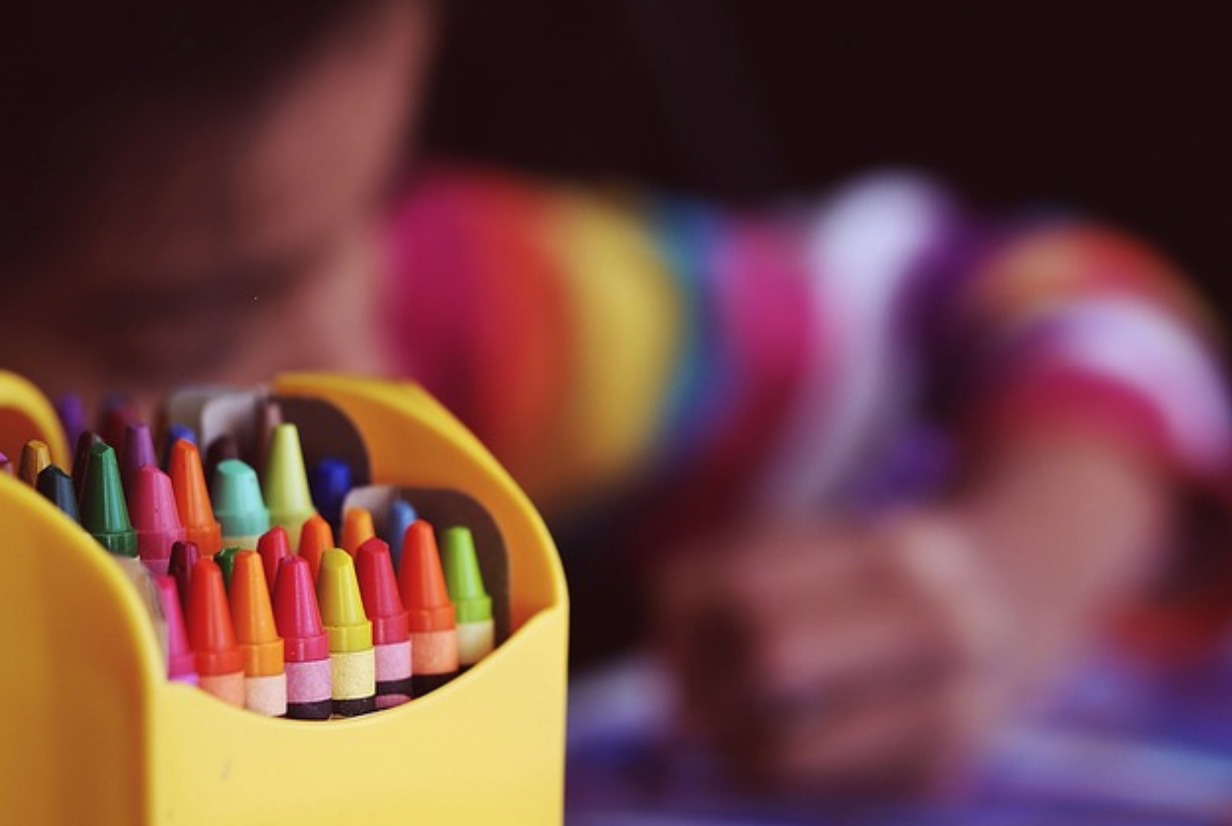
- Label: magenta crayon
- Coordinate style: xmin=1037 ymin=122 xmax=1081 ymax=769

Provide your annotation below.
xmin=168 ymin=540 xmax=200 ymax=615
xmin=130 ymin=465 xmax=187 ymax=575
xmin=272 ymin=556 xmax=332 ymax=720
xmin=0 ymin=451 xmax=11 ymax=475
xmin=257 ymin=527 xmax=292 ymax=597
xmin=186 ymin=559 xmax=245 ymax=707
xmin=99 ymin=393 xmax=140 ymax=455
xmin=18 ymin=439 xmax=50 ymax=487
xmin=317 ymin=548 xmax=377 ymax=716
xmin=36 ymin=465 xmax=80 ymax=522
xmin=121 ymin=422 xmax=157 ymax=497
xmin=399 ymin=520 xmax=459 ymax=696
xmin=71 ymin=431 xmax=102 ymax=499
xmin=230 ymin=551 xmax=287 ymax=716
xmin=154 ymin=575 xmax=198 ymax=686
xmin=356 ymin=538 xmax=413 ymax=708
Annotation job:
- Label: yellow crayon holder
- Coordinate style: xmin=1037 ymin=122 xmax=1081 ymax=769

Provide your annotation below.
xmin=0 ymin=371 xmax=568 ymax=825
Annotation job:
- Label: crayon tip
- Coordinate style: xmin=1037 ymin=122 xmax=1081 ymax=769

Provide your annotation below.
xmin=398 ymin=520 xmax=456 ymax=632
xmin=212 ymin=459 xmax=270 ymax=541
xmin=18 ymin=439 xmax=51 ymax=487
xmin=72 ymin=431 xmax=102 ymax=499
xmin=297 ymin=514 xmax=334 ymax=581
xmin=341 ymin=507 xmax=375 ymax=557
xmin=384 ymin=498 xmax=417 ymax=569
xmin=36 ymin=465 xmax=80 ymax=522
xmin=317 ymin=549 xmax=373 ymax=652
xmin=54 ymin=393 xmax=87 ymax=448
xmin=186 ymin=559 xmax=243 ymax=677
xmin=441 ymin=526 xmax=493 ymax=623
xmin=257 ymin=527 xmax=292 ymax=596
xmin=131 ymin=465 xmax=186 ymax=574
xmin=254 ymin=398 xmax=283 ymax=469
xmin=99 ymin=394 xmax=140 ymax=455
xmin=0 ymin=451 xmax=11 ymax=475
xmin=121 ymin=422 xmax=157 ymax=492
xmin=154 ymin=574 xmax=198 ymax=684
xmin=168 ymin=439 xmax=222 ymax=557
xmin=215 ymin=547 xmax=242 ymax=589
xmin=79 ymin=443 xmax=137 ymax=557
xmin=162 ymin=424 xmax=197 ymax=470
xmin=263 ymin=423 xmax=316 ymax=546
xmin=229 ymin=551 xmax=284 ymax=677
xmin=204 ymin=435 xmax=240 ymax=491
xmin=356 ymin=538 xmax=410 ymax=644
xmin=309 ymin=457 xmax=352 ymax=528
xmin=272 ymin=556 xmax=329 ymax=662
xmin=169 ymin=540 xmax=200 ymax=614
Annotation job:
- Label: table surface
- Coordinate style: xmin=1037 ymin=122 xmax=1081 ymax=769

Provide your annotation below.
xmin=565 ymin=645 xmax=1232 ymax=825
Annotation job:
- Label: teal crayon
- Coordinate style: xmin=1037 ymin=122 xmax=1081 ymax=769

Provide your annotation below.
xmin=212 ymin=459 xmax=270 ymax=548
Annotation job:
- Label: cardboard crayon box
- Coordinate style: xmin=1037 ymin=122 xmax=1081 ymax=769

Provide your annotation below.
xmin=0 ymin=371 xmax=568 ymax=825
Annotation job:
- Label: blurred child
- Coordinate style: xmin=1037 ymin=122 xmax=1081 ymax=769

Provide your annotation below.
xmin=3 ymin=0 xmax=1230 ymax=795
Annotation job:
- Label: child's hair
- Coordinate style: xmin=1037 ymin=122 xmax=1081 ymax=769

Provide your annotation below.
xmin=1 ymin=0 xmax=395 ymax=273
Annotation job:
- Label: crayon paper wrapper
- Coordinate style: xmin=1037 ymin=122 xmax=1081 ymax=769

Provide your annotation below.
xmin=375 ymin=640 xmax=412 ymax=682
xmin=457 ymin=620 xmax=495 ymax=667
xmin=330 ymin=649 xmax=376 ymax=701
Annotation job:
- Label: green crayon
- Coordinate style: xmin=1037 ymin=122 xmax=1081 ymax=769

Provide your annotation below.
xmin=262 ymin=423 xmax=317 ymax=548
xmin=79 ymin=443 xmax=137 ymax=557
xmin=441 ymin=526 xmax=495 ymax=668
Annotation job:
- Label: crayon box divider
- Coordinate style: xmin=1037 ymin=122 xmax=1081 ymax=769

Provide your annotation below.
xmin=0 ymin=372 xmax=568 ymax=825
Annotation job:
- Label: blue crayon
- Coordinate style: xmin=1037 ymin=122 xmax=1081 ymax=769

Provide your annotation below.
xmin=309 ymin=457 xmax=351 ymax=530
xmin=384 ymin=498 xmax=417 ymax=571
xmin=36 ymin=465 xmax=80 ymax=522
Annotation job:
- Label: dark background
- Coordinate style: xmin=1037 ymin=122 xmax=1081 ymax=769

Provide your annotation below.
xmin=422 ymin=0 xmax=1231 ymax=316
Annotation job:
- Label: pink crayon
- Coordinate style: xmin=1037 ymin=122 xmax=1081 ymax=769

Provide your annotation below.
xmin=154 ymin=575 xmax=199 ymax=686
xmin=131 ymin=465 xmax=187 ymax=576
xmin=356 ymin=538 xmax=413 ymax=709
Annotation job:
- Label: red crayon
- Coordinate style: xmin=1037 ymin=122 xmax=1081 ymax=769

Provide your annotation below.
xmin=154 ymin=575 xmax=198 ymax=686
xmin=272 ymin=556 xmax=332 ymax=720
xmin=257 ymin=527 xmax=292 ymax=597
xmin=100 ymin=395 xmax=140 ymax=455
xmin=185 ymin=559 xmax=245 ymax=707
xmin=130 ymin=465 xmax=187 ymax=576
xmin=398 ymin=520 xmax=459 ymax=696
xmin=356 ymin=538 xmax=413 ymax=708
xmin=168 ymin=540 xmax=200 ymax=616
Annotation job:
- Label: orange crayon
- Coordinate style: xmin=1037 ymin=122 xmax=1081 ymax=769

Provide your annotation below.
xmin=229 ymin=551 xmax=287 ymax=716
xmin=169 ymin=439 xmax=223 ymax=558
xmin=297 ymin=514 xmax=334 ymax=581
xmin=398 ymin=520 xmax=459 ymax=696
xmin=341 ymin=507 xmax=375 ymax=557
xmin=186 ymin=559 xmax=245 ymax=707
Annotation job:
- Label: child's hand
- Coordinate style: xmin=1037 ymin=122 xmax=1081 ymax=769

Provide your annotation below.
xmin=654 ymin=435 xmax=1171 ymax=794
xmin=655 ymin=514 xmax=1011 ymax=793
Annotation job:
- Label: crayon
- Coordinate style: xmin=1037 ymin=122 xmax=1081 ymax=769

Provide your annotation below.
xmin=54 ymin=392 xmax=86 ymax=448
xmin=215 ymin=546 xmax=242 ymax=589
xmin=169 ymin=540 xmax=200 ymax=615
xmin=297 ymin=514 xmax=334 ymax=581
xmin=186 ymin=559 xmax=245 ymax=707
xmin=154 ymin=575 xmax=199 ymax=686
xmin=385 ymin=497 xmax=417 ymax=571
xmin=168 ymin=439 xmax=222 ymax=557
xmin=341 ymin=507 xmax=375 ymax=557
xmin=309 ymin=457 xmax=351 ymax=529
xmin=71 ymin=431 xmax=101 ymax=500
xmin=130 ymin=465 xmax=187 ymax=575
xmin=398 ymin=520 xmax=459 ymax=695
xmin=121 ymin=422 xmax=157 ymax=497
xmin=441 ymin=526 xmax=495 ymax=668
xmin=79 ymin=443 xmax=137 ymax=557
xmin=18 ymin=439 xmax=50 ymax=487
xmin=0 ymin=451 xmax=11 ymax=475
xmin=356 ymin=538 xmax=413 ymax=708
xmin=263 ymin=423 xmax=316 ymax=547
xmin=161 ymin=424 xmax=196 ymax=470
xmin=272 ymin=556 xmax=333 ymax=720
xmin=317 ymin=548 xmax=376 ymax=716
xmin=99 ymin=393 xmax=139 ymax=454
xmin=229 ymin=551 xmax=287 ymax=716
xmin=36 ymin=465 xmax=80 ymax=521
xmin=257 ymin=527 xmax=292 ymax=597
xmin=212 ymin=459 xmax=270 ymax=548
xmin=253 ymin=398 xmax=283 ymax=471
xmin=204 ymin=434 xmax=240 ymax=491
